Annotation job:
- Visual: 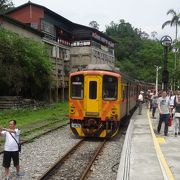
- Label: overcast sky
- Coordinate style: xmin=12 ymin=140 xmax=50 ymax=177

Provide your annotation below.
xmin=12 ymin=0 xmax=180 ymax=40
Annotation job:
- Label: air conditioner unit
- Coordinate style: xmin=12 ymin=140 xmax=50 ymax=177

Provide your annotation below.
xmin=64 ymin=51 xmax=70 ymax=61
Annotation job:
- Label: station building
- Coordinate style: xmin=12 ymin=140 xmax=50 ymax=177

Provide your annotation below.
xmin=0 ymin=14 xmax=42 ymax=41
xmin=5 ymin=1 xmax=115 ymax=101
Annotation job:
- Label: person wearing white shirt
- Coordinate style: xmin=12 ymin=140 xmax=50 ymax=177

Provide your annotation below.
xmin=0 ymin=120 xmax=22 ymax=180
xmin=138 ymin=91 xmax=144 ymax=115
xmin=169 ymin=92 xmax=175 ymax=106
xmin=157 ymin=90 xmax=171 ymax=136
xmin=174 ymin=90 xmax=180 ymax=136
xmin=168 ymin=90 xmax=175 ymax=118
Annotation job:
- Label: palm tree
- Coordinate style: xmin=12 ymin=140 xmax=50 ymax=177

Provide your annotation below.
xmin=162 ymin=9 xmax=180 ymax=41
xmin=162 ymin=9 xmax=180 ymax=90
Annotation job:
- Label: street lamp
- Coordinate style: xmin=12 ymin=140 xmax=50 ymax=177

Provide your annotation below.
xmin=154 ymin=65 xmax=161 ymax=96
xmin=160 ymin=35 xmax=172 ymax=90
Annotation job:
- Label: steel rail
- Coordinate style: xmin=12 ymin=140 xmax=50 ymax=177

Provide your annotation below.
xmin=80 ymin=139 xmax=107 ymax=180
xmin=38 ymin=139 xmax=84 ymax=180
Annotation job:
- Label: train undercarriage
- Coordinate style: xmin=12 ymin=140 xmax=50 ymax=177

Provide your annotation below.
xmin=70 ymin=118 xmax=120 ymax=138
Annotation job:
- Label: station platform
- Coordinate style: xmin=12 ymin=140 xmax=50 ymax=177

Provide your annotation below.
xmin=116 ymin=105 xmax=180 ymax=180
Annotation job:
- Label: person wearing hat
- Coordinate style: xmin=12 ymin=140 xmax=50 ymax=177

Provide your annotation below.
xmin=138 ymin=91 xmax=144 ymax=115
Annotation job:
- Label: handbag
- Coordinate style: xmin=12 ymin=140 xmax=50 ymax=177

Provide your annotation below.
xmin=168 ymin=117 xmax=172 ymax=126
xmin=9 ymin=132 xmax=21 ymax=152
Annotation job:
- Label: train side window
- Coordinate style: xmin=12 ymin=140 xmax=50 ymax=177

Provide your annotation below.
xmin=71 ymin=75 xmax=84 ymax=99
xmin=89 ymin=81 xmax=97 ymax=99
xmin=103 ymin=75 xmax=117 ymax=100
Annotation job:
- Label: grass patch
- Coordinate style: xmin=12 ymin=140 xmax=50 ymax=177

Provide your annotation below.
xmin=0 ymin=102 xmax=69 ymax=128
xmin=0 ymin=102 xmax=69 ymax=149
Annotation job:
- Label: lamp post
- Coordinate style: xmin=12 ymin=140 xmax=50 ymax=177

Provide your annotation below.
xmin=172 ymin=46 xmax=179 ymax=90
xmin=160 ymin=35 xmax=172 ymax=90
xmin=155 ymin=65 xmax=161 ymax=96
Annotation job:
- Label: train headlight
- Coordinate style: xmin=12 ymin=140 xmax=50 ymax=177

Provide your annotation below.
xmin=111 ymin=111 xmax=116 ymax=115
xmin=110 ymin=107 xmax=118 ymax=120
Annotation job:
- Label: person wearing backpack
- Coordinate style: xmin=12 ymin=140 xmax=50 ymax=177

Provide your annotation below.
xmin=0 ymin=120 xmax=23 ymax=180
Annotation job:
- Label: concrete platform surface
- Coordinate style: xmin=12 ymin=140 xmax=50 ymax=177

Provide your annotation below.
xmin=117 ymin=105 xmax=179 ymax=180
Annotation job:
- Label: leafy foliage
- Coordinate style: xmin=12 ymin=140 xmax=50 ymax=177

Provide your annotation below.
xmin=0 ymin=0 xmax=14 ymax=14
xmin=0 ymin=28 xmax=52 ymax=99
xmin=105 ymin=20 xmax=179 ymax=86
xmin=89 ymin=20 xmax=100 ymax=30
xmin=162 ymin=9 xmax=180 ymax=30
xmin=0 ymin=102 xmax=68 ymax=126
xmin=106 ymin=20 xmax=142 ymax=61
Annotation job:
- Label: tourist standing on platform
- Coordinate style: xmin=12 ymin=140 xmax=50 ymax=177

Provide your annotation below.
xmin=151 ymin=95 xmax=158 ymax=119
xmin=149 ymin=91 xmax=154 ymax=111
xmin=157 ymin=90 xmax=171 ymax=136
xmin=138 ymin=91 xmax=144 ymax=115
xmin=168 ymin=90 xmax=175 ymax=118
xmin=174 ymin=90 xmax=180 ymax=136
xmin=145 ymin=90 xmax=151 ymax=109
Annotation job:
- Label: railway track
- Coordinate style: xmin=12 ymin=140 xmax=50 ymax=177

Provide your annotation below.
xmin=37 ymin=113 xmax=132 ymax=180
xmin=38 ymin=138 xmax=107 ymax=180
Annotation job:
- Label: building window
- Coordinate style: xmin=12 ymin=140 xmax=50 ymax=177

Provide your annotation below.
xmin=40 ymin=19 xmax=56 ymax=38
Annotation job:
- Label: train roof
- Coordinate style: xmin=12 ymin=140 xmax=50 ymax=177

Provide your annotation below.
xmin=70 ymin=69 xmax=121 ymax=78
xmin=70 ymin=64 xmax=137 ymax=82
xmin=70 ymin=64 xmax=120 ymax=77
xmin=85 ymin=64 xmax=119 ymax=72
xmin=84 ymin=64 xmax=136 ymax=82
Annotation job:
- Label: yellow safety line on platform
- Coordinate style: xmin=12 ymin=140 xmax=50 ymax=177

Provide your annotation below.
xmin=156 ymin=137 xmax=166 ymax=144
xmin=147 ymin=111 xmax=174 ymax=180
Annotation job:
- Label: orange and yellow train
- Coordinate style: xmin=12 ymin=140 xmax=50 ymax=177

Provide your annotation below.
xmin=69 ymin=64 xmax=152 ymax=138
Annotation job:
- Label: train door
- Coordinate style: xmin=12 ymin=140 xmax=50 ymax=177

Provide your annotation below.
xmin=85 ymin=76 xmax=101 ymax=114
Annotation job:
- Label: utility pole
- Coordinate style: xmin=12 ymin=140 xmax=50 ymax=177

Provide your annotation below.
xmin=56 ymin=45 xmax=59 ymax=102
xmin=173 ymin=47 xmax=178 ymax=90
xmin=155 ymin=65 xmax=161 ymax=96
xmin=62 ymin=50 xmax=65 ymax=102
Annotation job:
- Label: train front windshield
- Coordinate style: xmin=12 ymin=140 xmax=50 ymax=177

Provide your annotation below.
xmin=103 ymin=75 xmax=118 ymax=100
xmin=71 ymin=75 xmax=84 ymax=99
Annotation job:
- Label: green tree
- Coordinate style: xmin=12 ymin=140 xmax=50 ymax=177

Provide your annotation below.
xmin=151 ymin=31 xmax=158 ymax=40
xmin=0 ymin=0 xmax=14 ymax=14
xmin=0 ymin=28 xmax=52 ymax=99
xmin=134 ymin=39 xmax=164 ymax=82
xmin=89 ymin=20 xmax=99 ymax=30
xmin=162 ymin=9 xmax=180 ymax=43
xmin=162 ymin=9 xmax=180 ymax=89
xmin=105 ymin=20 xmax=166 ymax=83
xmin=106 ymin=20 xmax=142 ymax=61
